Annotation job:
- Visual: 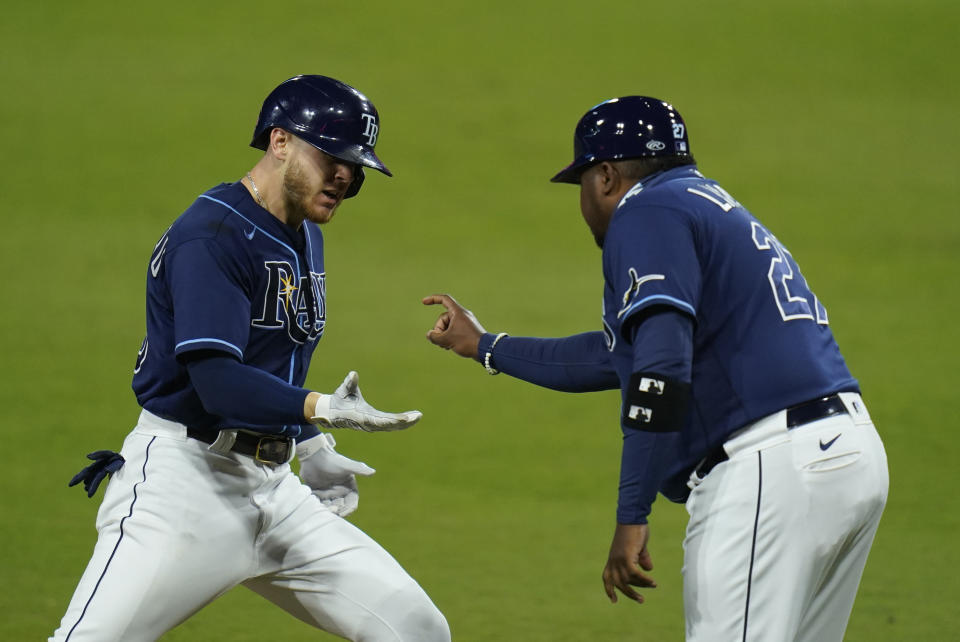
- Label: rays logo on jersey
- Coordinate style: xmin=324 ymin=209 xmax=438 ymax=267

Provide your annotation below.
xmin=252 ymin=261 xmax=326 ymax=343
xmin=617 ymin=268 xmax=665 ymax=319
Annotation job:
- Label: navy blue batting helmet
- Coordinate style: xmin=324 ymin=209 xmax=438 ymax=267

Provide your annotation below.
xmin=251 ymin=75 xmax=391 ymax=198
xmin=551 ymin=96 xmax=692 ymax=184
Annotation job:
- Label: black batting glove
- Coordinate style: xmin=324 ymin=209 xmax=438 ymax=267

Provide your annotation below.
xmin=69 ymin=450 xmax=125 ymax=498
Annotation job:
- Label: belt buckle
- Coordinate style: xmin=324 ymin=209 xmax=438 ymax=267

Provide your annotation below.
xmin=254 ymin=437 xmax=289 ymax=465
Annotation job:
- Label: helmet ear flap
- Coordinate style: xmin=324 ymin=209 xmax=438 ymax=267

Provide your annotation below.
xmin=344 ymin=168 xmax=365 ymax=198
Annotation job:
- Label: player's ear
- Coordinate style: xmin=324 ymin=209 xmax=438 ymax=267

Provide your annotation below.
xmin=268 ymin=128 xmax=291 ymax=160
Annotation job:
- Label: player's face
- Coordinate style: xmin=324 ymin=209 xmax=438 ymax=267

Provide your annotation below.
xmin=578 ymin=165 xmax=612 ymax=248
xmin=281 ymin=139 xmax=356 ymax=225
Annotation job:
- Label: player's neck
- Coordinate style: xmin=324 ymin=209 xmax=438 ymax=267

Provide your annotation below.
xmin=244 ymin=168 xmax=299 ymax=228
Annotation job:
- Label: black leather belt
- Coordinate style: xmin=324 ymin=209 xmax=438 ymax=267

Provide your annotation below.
xmin=186 ymin=428 xmax=292 ymax=465
xmin=695 ymin=394 xmax=849 ymax=478
xmin=785 ymin=394 xmax=847 ymax=428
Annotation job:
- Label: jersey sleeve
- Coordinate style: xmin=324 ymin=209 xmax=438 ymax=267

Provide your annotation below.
xmin=478 ymin=331 xmax=619 ymax=392
xmin=604 ymin=205 xmax=701 ymax=339
xmin=184 ymin=354 xmax=309 ymax=432
xmin=166 ymin=238 xmax=252 ymax=360
xmin=617 ymin=430 xmax=680 ymax=524
xmin=616 ymin=311 xmax=693 ymax=523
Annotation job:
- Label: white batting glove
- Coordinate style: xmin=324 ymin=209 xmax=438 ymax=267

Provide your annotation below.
xmin=297 ymin=433 xmax=375 ymax=517
xmin=311 ymin=371 xmax=422 ymax=432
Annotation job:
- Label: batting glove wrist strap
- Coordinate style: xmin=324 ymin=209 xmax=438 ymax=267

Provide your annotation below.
xmin=310 ymin=371 xmax=423 ymax=432
xmin=296 ymin=432 xmax=336 ymax=460
xmin=483 ymin=332 xmax=509 ymax=375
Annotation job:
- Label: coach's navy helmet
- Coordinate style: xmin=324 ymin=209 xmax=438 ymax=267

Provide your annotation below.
xmin=251 ymin=75 xmax=391 ymax=198
xmin=551 ymin=96 xmax=692 ymax=184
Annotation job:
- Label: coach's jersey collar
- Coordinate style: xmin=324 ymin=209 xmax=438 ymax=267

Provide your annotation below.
xmin=617 ymin=165 xmax=704 ymax=210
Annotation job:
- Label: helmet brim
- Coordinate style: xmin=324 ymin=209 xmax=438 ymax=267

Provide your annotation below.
xmin=550 ymin=155 xmax=596 ymax=184
xmin=250 ymin=128 xmax=392 ymax=177
xmin=550 ymin=163 xmax=581 ymax=184
xmin=292 ymin=131 xmax=392 ymax=177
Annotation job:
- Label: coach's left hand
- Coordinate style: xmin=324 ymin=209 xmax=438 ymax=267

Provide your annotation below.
xmin=603 ymin=523 xmax=657 ymax=604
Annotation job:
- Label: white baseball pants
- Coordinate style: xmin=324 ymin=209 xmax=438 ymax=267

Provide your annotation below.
xmin=51 ymin=410 xmax=450 ymax=642
xmin=683 ymin=392 xmax=888 ymax=641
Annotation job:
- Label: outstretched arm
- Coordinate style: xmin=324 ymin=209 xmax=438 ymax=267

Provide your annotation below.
xmin=186 ymin=355 xmax=420 ymax=435
xmin=423 ymin=294 xmax=618 ymax=392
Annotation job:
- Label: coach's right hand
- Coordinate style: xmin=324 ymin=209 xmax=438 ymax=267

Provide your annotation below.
xmin=422 ymin=294 xmax=486 ymax=359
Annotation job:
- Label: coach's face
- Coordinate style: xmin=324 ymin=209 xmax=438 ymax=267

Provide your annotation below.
xmin=578 ymin=163 xmax=615 ymax=248
xmin=281 ymin=136 xmax=355 ymax=225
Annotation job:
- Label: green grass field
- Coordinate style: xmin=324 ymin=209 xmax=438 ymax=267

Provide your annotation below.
xmin=2 ymin=0 xmax=957 ymax=639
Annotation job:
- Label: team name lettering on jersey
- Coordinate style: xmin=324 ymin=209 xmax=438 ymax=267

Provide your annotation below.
xmin=252 ymin=261 xmax=326 ymax=343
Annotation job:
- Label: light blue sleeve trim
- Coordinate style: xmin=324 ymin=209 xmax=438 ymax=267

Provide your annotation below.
xmin=175 ymin=338 xmax=244 ymax=359
xmin=621 ymin=294 xmax=696 ymax=320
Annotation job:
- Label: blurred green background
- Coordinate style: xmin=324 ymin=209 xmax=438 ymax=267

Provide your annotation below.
xmin=2 ymin=0 xmax=957 ymax=639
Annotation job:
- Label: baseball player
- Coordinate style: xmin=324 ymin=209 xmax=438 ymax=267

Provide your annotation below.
xmin=424 ymin=97 xmax=888 ymax=640
xmin=52 ymin=75 xmax=450 ymax=642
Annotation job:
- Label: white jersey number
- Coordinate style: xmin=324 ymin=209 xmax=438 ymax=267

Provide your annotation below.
xmin=750 ymin=222 xmax=828 ymax=324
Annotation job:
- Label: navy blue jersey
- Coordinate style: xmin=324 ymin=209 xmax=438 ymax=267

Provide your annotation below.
xmin=479 ymin=165 xmax=859 ymax=523
xmin=132 ymin=181 xmax=325 ymax=433
xmin=602 ymin=165 xmax=859 ymax=505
